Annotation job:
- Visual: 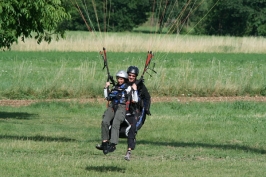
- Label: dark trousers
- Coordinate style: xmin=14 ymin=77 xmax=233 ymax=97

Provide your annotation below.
xmin=126 ymin=114 xmax=137 ymax=150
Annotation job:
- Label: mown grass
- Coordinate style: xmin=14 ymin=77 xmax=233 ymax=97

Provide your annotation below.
xmin=1 ymin=51 xmax=266 ymax=99
xmin=0 ymin=101 xmax=266 ymax=176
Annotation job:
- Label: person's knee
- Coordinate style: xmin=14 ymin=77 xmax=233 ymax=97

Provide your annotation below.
xmin=111 ymin=123 xmax=120 ymax=130
xmin=113 ymin=118 xmax=123 ymax=128
xmin=101 ymin=120 xmax=110 ymax=127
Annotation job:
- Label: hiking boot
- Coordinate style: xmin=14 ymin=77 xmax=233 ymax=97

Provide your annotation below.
xmin=95 ymin=144 xmax=103 ymax=150
xmin=108 ymin=143 xmax=116 ymax=153
xmin=124 ymin=150 xmax=131 ymax=161
xmin=102 ymin=142 xmax=108 ymax=155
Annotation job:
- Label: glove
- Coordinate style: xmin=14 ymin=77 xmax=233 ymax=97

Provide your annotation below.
xmin=145 ymin=109 xmax=151 ymax=116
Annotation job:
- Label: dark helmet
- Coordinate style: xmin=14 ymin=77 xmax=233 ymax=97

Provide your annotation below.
xmin=127 ymin=66 xmax=139 ymax=76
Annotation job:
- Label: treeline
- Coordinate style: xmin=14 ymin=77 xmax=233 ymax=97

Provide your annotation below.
xmin=61 ymin=0 xmax=266 ymax=36
xmin=1 ymin=0 xmax=266 ymax=50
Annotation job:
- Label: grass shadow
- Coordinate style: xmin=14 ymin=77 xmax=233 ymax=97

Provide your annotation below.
xmin=0 ymin=112 xmax=38 ymax=119
xmin=132 ymin=29 xmax=168 ymax=34
xmin=85 ymin=165 xmax=125 ymax=173
xmin=0 ymin=135 xmax=77 ymax=142
xmin=138 ymin=140 xmax=266 ymax=154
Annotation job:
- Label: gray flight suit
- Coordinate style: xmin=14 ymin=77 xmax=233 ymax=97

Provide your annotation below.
xmin=101 ymin=103 xmax=126 ymax=145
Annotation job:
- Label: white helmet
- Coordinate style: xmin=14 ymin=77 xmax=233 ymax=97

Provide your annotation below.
xmin=116 ymin=70 xmax=128 ymax=79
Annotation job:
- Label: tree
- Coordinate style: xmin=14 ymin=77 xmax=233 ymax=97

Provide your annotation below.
xmin=108 ymin=0 xmax=150 ymax=31
xmin=151 ymin=0 xmax=210 ymax=34
xmin=58 ymin=0 xmax=89 ymax=31
xmin=61 ymin=0 xmax=150 ymax=32
xmin=0 ymin=0 xmax=70 ymax=50
xmin=202 ymin=0 xmax=266 ymax=36
xmin=244 ymin=0 xmax=266 ymax=36
xmin=169 ymin=0 xmax=211 ymax=34
xmin=154 ymin=0 xmax=176 ymax=34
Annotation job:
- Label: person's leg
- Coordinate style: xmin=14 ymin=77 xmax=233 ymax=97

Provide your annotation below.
xmin=127 ymin=115 xmax=137 ymax=150
xmin=125 ymin=115 xmax=137 ymax=161
xmin=109 ymin=105 xmax=126 ymax=152
xmin=101 ymin=106 xmax=114 ymax=154
xmin=124 ymin=150 xmax=131 ymax=161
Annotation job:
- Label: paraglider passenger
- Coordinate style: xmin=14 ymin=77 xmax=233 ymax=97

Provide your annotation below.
xmin=101 ymin=70 xmax=138 ymax=155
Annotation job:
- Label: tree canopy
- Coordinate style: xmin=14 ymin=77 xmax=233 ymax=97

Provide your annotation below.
xmin=201 ymin=0 xmax=266 ymax=36
xmin=62 ymin=0 xmax=150 ymax=32
xmin=0 ymin=0 xmax=70 ymax=50
xmin=1 ymin=0 xmax=266 ymax=50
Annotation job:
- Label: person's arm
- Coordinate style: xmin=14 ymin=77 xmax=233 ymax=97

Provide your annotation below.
xmin=132 ymin=90 xmax=138 ymax=103
xmin=139 ymin=83 xmax=151 ymax=115
xmin=104 ymin=82 xmax=110 ymax=99
xmin=126 ymin=86 xmax=138 ymax=103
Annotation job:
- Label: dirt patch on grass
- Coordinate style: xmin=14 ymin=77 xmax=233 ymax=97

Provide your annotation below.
xmin=1 ymin=96 xmax=266 ymax=107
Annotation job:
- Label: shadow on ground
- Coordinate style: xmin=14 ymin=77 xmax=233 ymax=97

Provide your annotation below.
xmin=0 ymin=111 xmax=38 ymax=119
xmin=137 ymin=140 xmax=266 ymax=154
xmin=0 ymin=135 xmax=77 ymax=142
xmin=85 ymin=165 xmax=125 ymax=173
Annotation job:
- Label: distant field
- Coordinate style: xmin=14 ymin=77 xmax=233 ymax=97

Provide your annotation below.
xmin=10 ymin=31 xmax=266 ymax=53
xmin=1 ymin=51 xmax=266 ymax=99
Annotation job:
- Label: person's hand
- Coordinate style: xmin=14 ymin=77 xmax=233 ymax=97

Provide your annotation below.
xmin=132 ymin=83 xmax=137 ymax=91
xmin=145 ymin=109 xmax=151 ymax=116
xmin=105 ymin=82 xmax=110 ymax=88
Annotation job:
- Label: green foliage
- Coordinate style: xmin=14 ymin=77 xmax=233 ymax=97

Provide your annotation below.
xmin=59 ymin=0 xmax=88 ymax=31
xmin=62 ymin=0 xmax=266 ymax=37
xmin=2 ymin=0 xmax=265 ymax=48
xmin=62 ymin=0 xmax=150 ymax=32
xmin=244 ymin=0 xmax=266 ymax=36
xmin=202 ymin=0 xmax=266 ymax=36
xmin=260 ymin=85 xmax=266 ymax=96
xmin=0 ymin=0 xmax=71 ymax=50
xmin=153 ymin=0 xmax=210 ymax=34
xmin=1 ymin=101 xmax=266 ymax=176
xmin=108 ymin=0 xmax=150 ymax=31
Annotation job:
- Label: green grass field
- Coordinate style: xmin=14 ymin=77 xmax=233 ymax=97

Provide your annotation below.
xmin=1 ymin=51 xmax=266 ymax=99
xmin=1 ymin=31 xmax=266 ymax=176
xmin=1 ymin=101 xmax=266 ymax=176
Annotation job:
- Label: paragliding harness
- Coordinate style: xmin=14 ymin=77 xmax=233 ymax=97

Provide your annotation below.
xmin=100 ymin=48 xmax=156 ymax=138
xmin=108 ymin=83 xmax=129 ymax=111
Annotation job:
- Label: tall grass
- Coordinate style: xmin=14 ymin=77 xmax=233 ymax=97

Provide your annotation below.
xmin=10 ymin=31 xmax=266 ymax=53
xmin=1 ymin=101 xmax=266 ymax=176
xmin=153 ymin=57 xmax=266 ymax=97
xmin=1 ymin=52 xmax=266 ymax=99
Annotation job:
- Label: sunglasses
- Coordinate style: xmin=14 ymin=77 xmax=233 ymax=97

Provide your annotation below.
xmin=128 ymin=74 xmax=136 ymax=77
